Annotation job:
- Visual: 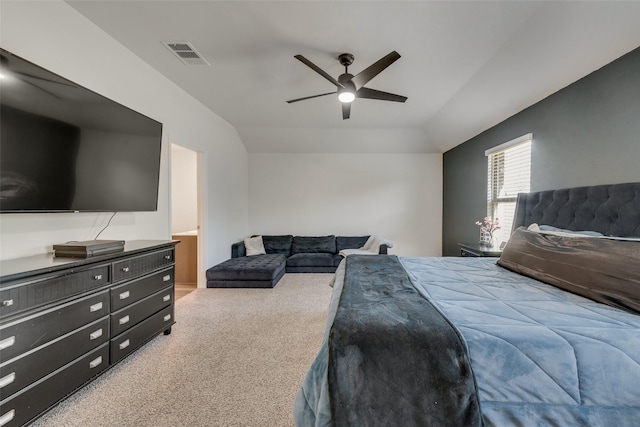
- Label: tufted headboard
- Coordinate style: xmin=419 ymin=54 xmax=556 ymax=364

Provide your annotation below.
xmin=512 ymin=182 xmax=640 ymax=237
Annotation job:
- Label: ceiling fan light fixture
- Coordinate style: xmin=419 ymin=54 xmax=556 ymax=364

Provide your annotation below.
xmin=338 ymin=89 xmax=355 ymax=103
xmin=337 ymin=77 xmax=356 ymax=103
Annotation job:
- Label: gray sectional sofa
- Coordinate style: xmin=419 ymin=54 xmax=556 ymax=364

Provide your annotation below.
xmin=206 ymin=235 xmax=388 ymax=288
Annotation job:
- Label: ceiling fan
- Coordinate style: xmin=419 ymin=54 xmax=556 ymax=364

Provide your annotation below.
xmin=287 ymin=51 xmax=407 ymax=120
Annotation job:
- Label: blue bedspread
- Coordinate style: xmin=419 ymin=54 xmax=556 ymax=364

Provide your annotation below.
xmin=401 ymin=257 xmax=640 ymax=426
xmin=294 ymin=256 xmax=640 ymax=426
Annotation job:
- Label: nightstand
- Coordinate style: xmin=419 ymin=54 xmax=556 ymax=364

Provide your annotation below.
xmin=458 ymin=243 xmax=502 ymax=257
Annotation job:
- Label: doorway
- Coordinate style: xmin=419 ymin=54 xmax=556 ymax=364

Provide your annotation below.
xmin=170 ymin=143 xmax=199 ymax=300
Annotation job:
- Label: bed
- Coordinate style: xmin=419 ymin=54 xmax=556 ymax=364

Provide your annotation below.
xmin=294 ymin=182 xmax=640 ymax=427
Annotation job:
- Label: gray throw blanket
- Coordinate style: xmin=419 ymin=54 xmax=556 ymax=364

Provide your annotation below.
xmin=328 ymin=255 xmax=484 ymax=426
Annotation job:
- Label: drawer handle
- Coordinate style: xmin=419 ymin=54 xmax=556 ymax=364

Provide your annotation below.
xmin=119 ymin=315 xmax=130 ymax=325
xmin=164 ymin=255 xmax=171 ymax=260
xmin=164 ymin=314 xmax=172 ymax=322
xmin=0 ymin=409 xmax=15 ymax=426
xmin=89 ymin=356 xmax=103 ymax=369
xmin=89 ymin=329 xmax=103 ymax=340
xmin=93 ymin=274 xmax=103 ymax=280
xmin=0 ymin=336 xmax=15 ymax=350
xmin=1 ymin=299 xmax=13 ymax=307
xmin=119 ymin=291 xmax=130 ymax=300
xmin=90 ymin=302 xmax=103 ymax=312
xmin=119 ymin=339 xmax=130 ymax=350
xmin=163 ymin=275 xmax=171 ymax=282
xmin=0 ymin=372 xmax=16 ymax=388
xmin=122 ymin=267 xmax=130 ymax=273
xmin=163 ymin=294 xmax=171 ymax=302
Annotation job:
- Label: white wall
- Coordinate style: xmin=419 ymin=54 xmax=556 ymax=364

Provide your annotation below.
xmin=249 ymin=153 xmax=442 ymax=256
xmin=170 ymin=145 xmax=198 ymax=234
xmin=0 ymin=1 xmax=248 ymax=276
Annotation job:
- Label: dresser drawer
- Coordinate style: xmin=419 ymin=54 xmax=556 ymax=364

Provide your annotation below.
xmin=112 ymin=249 xmax=174 ymax=282
xmin=110 ymin=267 xmax=173 ymax=312
xmin=0 ymin=316 xmax=109 ymax=400
xmin=0 ymin=290 xmax=110 ymax=361
xmin=0 ymin=264 xmax=110 ymax=320
xmin=0 ymin=342 xmax=109 ymax=427
xmin=110 ymin=285 xmax=173 ymax=336
xmin=110 ymin=305 xmax=174 ymax=364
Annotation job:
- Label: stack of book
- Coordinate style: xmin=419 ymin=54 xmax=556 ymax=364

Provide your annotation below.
xmin=53 ymin=240 xmax=125 ymax=258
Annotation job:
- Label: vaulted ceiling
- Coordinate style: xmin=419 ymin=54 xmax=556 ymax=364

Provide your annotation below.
xmin=67 ymin=1 xmax=640 ymax=154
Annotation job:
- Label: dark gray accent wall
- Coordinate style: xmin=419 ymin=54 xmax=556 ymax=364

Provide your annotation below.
xmin=442 ymin=46 xmax=640 ymax=256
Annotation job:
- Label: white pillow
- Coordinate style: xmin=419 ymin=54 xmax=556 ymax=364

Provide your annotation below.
xmin=244 ymin=236 xmax=266 ymax=256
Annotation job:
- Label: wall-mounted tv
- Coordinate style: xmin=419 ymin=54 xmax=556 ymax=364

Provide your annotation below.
xmin=0 ymin=48 xmax=163 ymax=213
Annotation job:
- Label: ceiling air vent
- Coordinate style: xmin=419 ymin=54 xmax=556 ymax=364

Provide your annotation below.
xmin=162 ymin=42 xmax=210 ymax=66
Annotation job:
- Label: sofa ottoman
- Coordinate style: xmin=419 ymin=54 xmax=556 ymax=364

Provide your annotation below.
xmin=206 ymin=253 xmax=287 ymax=288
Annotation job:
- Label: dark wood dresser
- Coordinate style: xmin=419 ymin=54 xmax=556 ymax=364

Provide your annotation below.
xmin=0 ymin=240 xmax=177 ymax=427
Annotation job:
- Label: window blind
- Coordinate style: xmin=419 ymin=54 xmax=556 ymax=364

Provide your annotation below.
xmin=486 ymin=135 xmax=532 ymax=243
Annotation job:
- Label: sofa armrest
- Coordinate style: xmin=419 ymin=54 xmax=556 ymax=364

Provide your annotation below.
xmin=379 ymin=244 xmax=389 ymax=254
xmin=232 ymin=241 xmax=246 ymax=258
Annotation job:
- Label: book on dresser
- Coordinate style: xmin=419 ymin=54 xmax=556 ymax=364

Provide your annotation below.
xmin=53 ymin=239 xmax=125 ymax=258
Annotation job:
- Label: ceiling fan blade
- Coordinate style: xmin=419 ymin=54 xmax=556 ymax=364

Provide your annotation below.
xmin=286 ymin=91 xmax=336 ymax=104
xmin=351 ymin=51 xmax=401 ymax=90
xmin=294 ymin=55 xmax=345 ymax=89
xmin=356 ymin=87 xmax=407 ymax=103
xmin=342 ymin=102 xmax=351 ymax=120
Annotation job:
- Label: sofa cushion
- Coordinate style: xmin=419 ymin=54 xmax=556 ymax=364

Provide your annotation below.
xmin=261 ymin=235 xmax=293 ymax=255
xmin=292 ymin=235 xmax=336 ymax=254
xmin=287 ymin=253 xmax=335 ymax=268
xmin=336 ymin=236 xmax=369 ymax=251
xmin=206 ymin=254 xmax=287 ymax=282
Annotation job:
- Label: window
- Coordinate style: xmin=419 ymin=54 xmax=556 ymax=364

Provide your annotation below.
xmin=485 ymin=134 xmax=532 ymax=243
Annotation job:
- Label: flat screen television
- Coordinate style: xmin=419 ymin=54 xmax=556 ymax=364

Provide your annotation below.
xmin=0 ymin=48 xmax=163 ymax=213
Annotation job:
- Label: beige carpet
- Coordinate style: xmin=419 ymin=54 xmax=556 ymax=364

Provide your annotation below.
xmin=29 ymin=274 xmax=334 ymax=427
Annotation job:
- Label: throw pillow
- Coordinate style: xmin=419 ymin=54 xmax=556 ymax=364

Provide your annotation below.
xmin=498 ymin=227 xmax=640 ymax=315
xmin=244 ymin=235 xmax=266 ymax=256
